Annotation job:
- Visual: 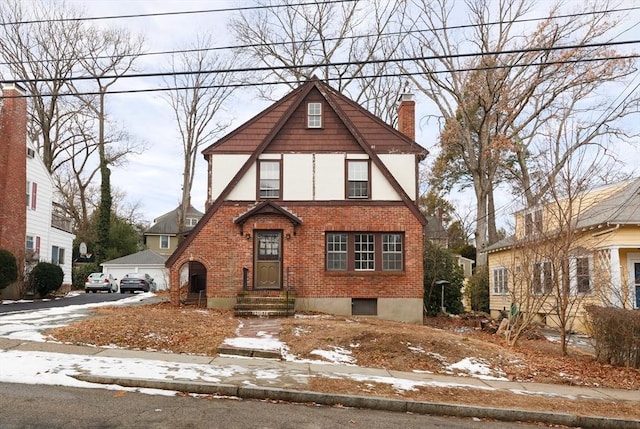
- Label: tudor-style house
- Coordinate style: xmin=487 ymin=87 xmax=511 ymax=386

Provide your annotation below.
xmin=166 ymin=79 xmax=428 ymax=323
xmin=487 ymin=178 xmax=640 ymax=333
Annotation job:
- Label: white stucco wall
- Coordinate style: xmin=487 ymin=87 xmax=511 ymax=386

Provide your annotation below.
xmin=211 ymin=152 xmax=415 ymax=202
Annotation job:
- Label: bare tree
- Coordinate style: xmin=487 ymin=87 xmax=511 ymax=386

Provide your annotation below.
xmin=502 ymin=142 xmax=628 ymax=354
xmin=229 ymin=0 xmax=406 ymax=123
xmin=162 ymin=33 xmax=237 ymax=234
xmin=402 ymin=0 xmax=639 ymax=265
xmin=71 ymin=26 xmax=145 ymax=262
xmin=0 ymin=0 xmax=84 ymax=172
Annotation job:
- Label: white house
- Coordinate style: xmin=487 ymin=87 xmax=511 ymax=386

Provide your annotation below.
xmin=25 ymin=140 xmax=75 ymax=285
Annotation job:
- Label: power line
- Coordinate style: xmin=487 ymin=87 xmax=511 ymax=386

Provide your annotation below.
xmin=2 ymin=5 xmax=639 ymax=68
xmin=0 ymin=0 xmax=358 ymax=26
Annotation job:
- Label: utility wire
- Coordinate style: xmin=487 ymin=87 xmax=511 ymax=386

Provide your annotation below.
xmin=0 ymin=0 xmax=358 ymax=25
xmin=4 ymin=39 xmax=639 ymax=87
xmin=1 ymin=5 xmax=638 ymax=67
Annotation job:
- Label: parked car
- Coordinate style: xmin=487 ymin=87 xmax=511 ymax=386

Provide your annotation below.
xmin=84 ymin=273 xmax=118 ymax=293
xmin=120 ymin=273 xmax=153 ymax=293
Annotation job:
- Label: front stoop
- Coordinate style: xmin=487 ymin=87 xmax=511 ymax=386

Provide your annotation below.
xmin=234 ymin=293 xmax=295 ymax=318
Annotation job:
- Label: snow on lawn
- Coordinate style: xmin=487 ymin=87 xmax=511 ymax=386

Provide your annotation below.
xmin=446 ymin=357 xmax=508 ymax=381
xmin=0 ymin=293 xmax=155 ymax=341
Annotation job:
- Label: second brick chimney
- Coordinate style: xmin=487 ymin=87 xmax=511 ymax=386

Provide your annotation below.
xmin=397 ymin=93 xmax=415 ymax=141
xmin=0 ymin=82 xmax=28 ymax=280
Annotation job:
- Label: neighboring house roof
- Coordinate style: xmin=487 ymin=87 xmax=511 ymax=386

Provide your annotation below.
xmin=101 ymin=249 xmax=167 ymax=266
xmin=167 ymin=78 xmax=428 ymax=268
xmin=145 ymin=205 xmax=204 ymax=235
xmin=576 ymin=177 xmax=640 ymax=229
xmin=485 ymin=236 xmax=515 ymax=253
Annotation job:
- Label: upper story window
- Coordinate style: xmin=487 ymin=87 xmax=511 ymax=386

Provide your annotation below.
xmin=160 ymin=235 xmax=170 ymax=249
xmin=26 ymin=181 xmax=37 ymax=210
xmin=492 ymin=267 xmax=508 ymax=294
xmin=307 ymin=102 xmax=322 ymax=128
xmin=185 ymin=217 xmax=198 ymax=227
xmin=346 ymin=160 xmax=370 ymax=199
xmin=51 ymin=246 xmax=65 ymax=265
xmin=524 ymin=208 xmax=542 ymax=236
xmin=258 ymin=160 xmax=281 ymax=199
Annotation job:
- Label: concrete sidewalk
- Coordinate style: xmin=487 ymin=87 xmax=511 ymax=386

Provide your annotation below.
xmin=0 ymin=320 xmax=639 ymax=429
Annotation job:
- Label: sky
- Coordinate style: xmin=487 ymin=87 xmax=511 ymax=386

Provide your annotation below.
xmin=10 ymin=0 xmax=640 ymax=227
xmin=0 ymin=292 xmax=582 ymax=398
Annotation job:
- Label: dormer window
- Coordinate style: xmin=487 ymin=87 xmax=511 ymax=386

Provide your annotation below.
xmin=307 ymin=102 xmax=322 ymax=128
xmin=524 ymin=208 xmax=543 ymax=236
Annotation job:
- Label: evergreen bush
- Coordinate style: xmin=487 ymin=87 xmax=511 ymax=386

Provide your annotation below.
xmin=0 ymin=249 xmax=18 ymax=290
xmin=30 ymin=262 xmax=64 ymax=297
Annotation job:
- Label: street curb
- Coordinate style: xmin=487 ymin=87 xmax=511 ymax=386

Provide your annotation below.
xmin=73 ymin=374 xmax=640 ymax=429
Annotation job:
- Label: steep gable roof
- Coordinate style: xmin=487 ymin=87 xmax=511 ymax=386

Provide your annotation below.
xmin=146 ymin=204 xmax=204 ymax=235
xmin=168 ymin=79 xmax=427 ymax=267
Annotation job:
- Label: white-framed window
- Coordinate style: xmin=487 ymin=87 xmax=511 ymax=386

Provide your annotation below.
xmin=160 ymin=235 xmax=170 ymax=249
xmin=307 ymin=102 xmax=322 ymax=128
xmin=354 ymin=233 xmax=375 ymax=271
xmin=382 ymin=233 xmax=403 ymax=271
xmin=326 ymin=233 xmax=348 ymax=271
xmin=532 ymin=261 xmax=553 ymax=294
xmin=51 ymin=246 xmax=65 ymax=265
xmin=493 ymin=267 xmax=508 ymax=294
xmin=185 ymin=217 xmax=199 ymax=227
xmin=26 ymin=235 xmax=34 ymax=251
xmin=346 ymin=160 xmax=369 ymax=199
xmin=258 ymin=160 xmax=281 ymax=199
xmin=571 ymin=256 xmax=593 ymax=294
xmin=524 ymin=207 xmax=543 ymax=236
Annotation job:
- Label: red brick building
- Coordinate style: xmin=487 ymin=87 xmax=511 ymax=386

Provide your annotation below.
xmin=166 ymin=79 xmax=428 ymax=323
xmin=0 ymin=83 xmax=27 ymax=277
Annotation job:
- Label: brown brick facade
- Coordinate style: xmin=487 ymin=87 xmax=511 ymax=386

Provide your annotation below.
xmin=0 ymin=84 xmax=27 ymax=273
xmin=169 ymin=203 xmax=424 ymax=306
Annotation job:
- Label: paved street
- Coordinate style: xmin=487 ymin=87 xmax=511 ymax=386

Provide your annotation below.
xmin=0 ymin=291 xmax=131 ymax=314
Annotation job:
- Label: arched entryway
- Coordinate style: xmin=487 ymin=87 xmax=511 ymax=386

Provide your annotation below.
xmin=179 ymin=261 xmax=207 ymax=305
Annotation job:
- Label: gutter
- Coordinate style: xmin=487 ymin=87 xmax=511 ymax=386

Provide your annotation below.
xmin=592 ymin=224 xmax=621 ymax=237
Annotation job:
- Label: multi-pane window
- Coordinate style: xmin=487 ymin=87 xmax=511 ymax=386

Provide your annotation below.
xmin=186 ymin=218 xmax=198 ymax=227
xmin=258 ymin=232 xmax=280 ymax=260
xmin=493 ymin=267 xmax=508 ymax=294
xmin=524 ymin=208 xmax=543 ymax=236
xmin=347 ymin=160 xmax=369 ymax=199
xmin=382 ymin=234 xmax=403 ymax=271
xmin=326 ymin=232 xmax=404 ymax=272
xmin=354 ymin=234 xmax=375 ymax=270
xmin=259 ymin=160 xmax=281 ymax=199
xmin=51 ymin=246 xmax=65 ymax=265
xmin=575 ymin=257 xmax=592 ymax=294
xmin=307 ymin=102 xmax=322 ymax=128
xmin=26 ymin=235 xmax=34 ymax=251
xmin=160 ymin=235 xmax=170 ymax=249
xmin=532 ymin=261 xmax=553 ymax=294
xmin=326 ymin=233 xmax=347 ymax=271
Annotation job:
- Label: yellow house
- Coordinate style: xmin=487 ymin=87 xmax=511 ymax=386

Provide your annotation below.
xmin=144 ymin=205 xmax=203 ymax=256
xmin=486 ymin=178 xmax=640 ymax=333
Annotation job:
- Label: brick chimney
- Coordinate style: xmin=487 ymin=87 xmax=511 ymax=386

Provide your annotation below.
xmin=397 ymin=93 xmax=415 ymax=140
xmin=0 ymin=83 xmax=28 ymax=277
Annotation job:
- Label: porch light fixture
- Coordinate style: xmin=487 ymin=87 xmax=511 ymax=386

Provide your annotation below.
xmin=286 ymin=233 xmax=291 ymax=240
xmin=245 ymin=233 xmax=251 ymax=240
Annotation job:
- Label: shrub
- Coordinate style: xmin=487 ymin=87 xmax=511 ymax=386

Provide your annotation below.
xmin=585 ymin=305 xmax=640 ymax=368
xmin=0 ymin=249 xmax=18 ymax=290
xmin=72 ymin=263 xmax=100 ymax=290
xmin=30 ymin=262 xmax=64 ymax=297
xmin=466 ymin=265 xmax=490 ymax=313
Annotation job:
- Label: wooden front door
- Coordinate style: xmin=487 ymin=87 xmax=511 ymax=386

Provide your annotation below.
xmin=254 ymin=230 xmax=282 ymax=289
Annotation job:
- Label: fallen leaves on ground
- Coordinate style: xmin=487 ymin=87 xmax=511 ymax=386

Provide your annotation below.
xmin=45 ymin=301 xmax=640 ymax=420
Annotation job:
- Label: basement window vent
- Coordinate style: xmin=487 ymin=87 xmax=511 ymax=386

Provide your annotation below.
xmin=27 ymin=148 xmax=35 ymax=158
xmin=352 ymin=298 xmax=377 ymax=316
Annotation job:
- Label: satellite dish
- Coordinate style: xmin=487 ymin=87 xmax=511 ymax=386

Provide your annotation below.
xmin=79 ymin=242 xmax=88 ymax=256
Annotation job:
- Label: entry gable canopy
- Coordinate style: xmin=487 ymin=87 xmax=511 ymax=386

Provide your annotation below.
xmin=234 ymin=201 xmax=302 ymax=234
